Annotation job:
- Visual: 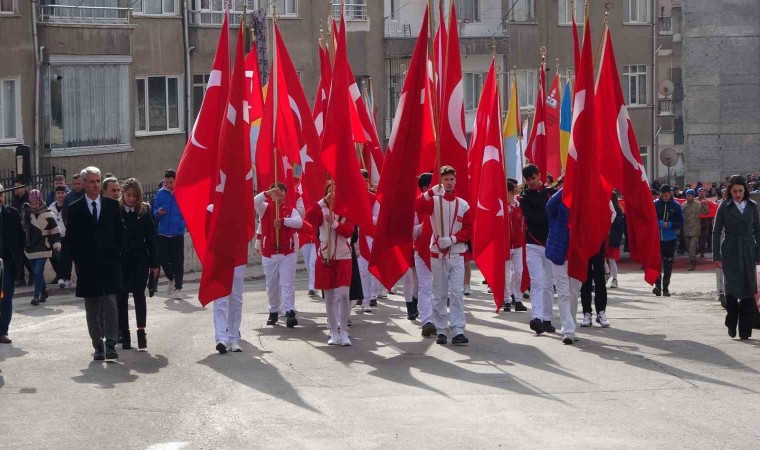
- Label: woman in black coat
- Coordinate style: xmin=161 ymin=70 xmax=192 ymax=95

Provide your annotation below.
xmin=712 ymin=175 xmax=760 ymax=340
xmin=118 ymin=179 xmax=159 ymax=351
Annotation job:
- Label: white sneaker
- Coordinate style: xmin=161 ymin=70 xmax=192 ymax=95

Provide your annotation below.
xmin=464 ymin=285 xmax=471 ymax=296
xmin=57 ymin=279 xmax=66 ymax=289
xmin=596 ymin=311 xmax=610 ymax=328
xmin=562 ymin=333 xmax=574 ymax=345
xmin=166 ymin=284 xmax=175 ymax=296
xmin=229 ymin=342 xmax=242 ymax=352
xmin=581 ymin=312 xmax=593 ymax=327
xmin=362 ymin=302 xmax=372 ymax=313
xmin=171 ymin=289 xmax=183 ymax=299
xmin=339 ymin=332 xmax=352 ymax=346
xmin=328 ymin=333 xmax=339 ymax=345
xmin=609 ymin=279 xmax=618 ymax=288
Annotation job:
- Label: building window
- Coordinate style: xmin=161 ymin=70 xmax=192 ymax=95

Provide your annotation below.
xmin=624 ymin=0 xmax=649 ymax=24
xmin=506 ymin=0 xmax=533 ymax=23
xmin=0 ymin=78 xmax=21 ymax=143
xmin=455 ymin=0 xmax=480 ymax=22
xmin=463 ymin=72 xmax=485 ymax=112
xmin=44 ymin=60 xmax=130 ymax=151
xmin=623 ymin=65 xmax=647 ymax=106
xmin=511 ymin=69 xmax=536 ymax=109
xmin=333 ymin=0 xmax=365 ymax=21
xmin=192 ymin=74 xmax=210 ymax=121
xmin=136 ymin=76 xmax=182 ymax=134
xmin=133 ymin=0 xmax=177 ymax=15
xmin=558 ymin=0 xmax=583 ymax=25
xmin=1 ymin=0 xmax=16 ymax=14
xmin=274 ymin=0 xmax=297 ymax=16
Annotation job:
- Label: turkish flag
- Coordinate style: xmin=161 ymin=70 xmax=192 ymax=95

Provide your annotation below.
xmin=565 ymin=17 xmax=609 ymax=282
xmin=471 ymin=62 xmax=510 ymax=312
xmin=467 ymin=61 xmax=497 ymax=208
xmin=312 ymin=45 xmax=332 ymax=138
xmin=596 ymin=27 xmax=661 ymax=285
xmin=545 ymin=73 xmax=562 ymax=180
xmin=320 ymin=14 xmax=373 ymax=234
xmin=175 ymin=11 xmax=229 ymax=266
xmin=526 ymin=65 xmax=547 ymax=183
xmin=369 ymin=6 xmax=433 ymax=290
xmin=199 ymin=22 xmax=254 ymax=305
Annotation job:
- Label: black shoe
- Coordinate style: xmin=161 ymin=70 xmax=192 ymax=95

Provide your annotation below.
xmin=740 ymin=336 xmax=750 ymax=341
xmin=121 ymin=330 xmax=132 ymax=350
xmin=663 ymin=289 xmax=671 ymax=297
xmin=652 ymin=286 xmax=662 ymax=297
xmin=286 ymin=310 xmax=298 ymax=328
xmin=216 ymin=342 xmax=228 ymax=354
xmin=728 ymin=326 xmax=737 ymax=339
xmin=266 ymin=312 xmax=279 ymax=326
xmin=503 ymin=302 xmax=512 ymax=312
xmin=40 ymin=290 xmax=48 ymax=303
xmin=370 ymin=299 xmax=377 ymax=307
xmin=421 ymin=322 xmax=437 ymax=338
xmin=411 ymin=297 xmax=419 ymax=319
xmin=93 ymin=346 xmax=105 ymax=361
xmin=514 ymin=302 xmax=528 ymax=312
xmin=31 ymin=296 xmax=40 ymax=306
xmin=529 ymin=318 xmax=545 ymax=335
xmin=522 ymin=292 xmax=530 ymax=300
xmin=436 ymin=334 xmax=447 ymax=345
xmin=137 ymin=330 xmax=147 ymax=351
xmin=542 ymin=321 xmax=556 ymax=333
xmin=451 ymin=334 xmax=469 ymax=345
xmin=406 ymin=302 xmax=416 ymax=321
xmin=308 ymin=289 xmax=317 ymax=297
xmin=105 ymin=346 xmax=118 ymax=360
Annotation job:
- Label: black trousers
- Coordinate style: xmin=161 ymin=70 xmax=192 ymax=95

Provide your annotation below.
xmin=581 ymin=250 xmax=608 ymax=314
xmin=656 ymin=240 xmax=677 ymax=290
xmin=699 ymin=218 xmax=712 ymax=254
xmin=725 ymin=296 xmax=755 ymax=339
xmin=157 ymin=235 xmax=184 ymax=289
xmin=117 ymin=290 xmax=147 ymax=330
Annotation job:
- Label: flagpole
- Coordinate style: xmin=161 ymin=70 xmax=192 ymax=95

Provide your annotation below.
xmin=272 ymin=0 xmax=281 ymax=250
xmin=492 ymin=39 xmax=508 ymax=189
xmin=428 ymin=0 xmax=445 ymax=238
xmin=514 ymin=65 xmax=525 ymax=175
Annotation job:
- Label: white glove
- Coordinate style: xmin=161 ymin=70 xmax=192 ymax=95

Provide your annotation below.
xmin=438 ymin=236 xmax=454 ymax=249
xmin=431 ymin=185 xmax=445 ymax=197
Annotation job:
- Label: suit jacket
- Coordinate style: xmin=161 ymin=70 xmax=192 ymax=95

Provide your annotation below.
xmin=65 ymin=195 xmax=124 ymax=298
xmin=0 ymin=205 xmax=26 ymax=273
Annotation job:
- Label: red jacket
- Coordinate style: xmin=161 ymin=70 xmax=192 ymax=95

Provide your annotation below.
xmin=509 ymin=201 xmax=526 ymax=249
xmin=254 ymin=192 xmax=302 ymax=258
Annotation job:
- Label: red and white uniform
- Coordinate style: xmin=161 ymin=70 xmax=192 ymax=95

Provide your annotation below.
xmin=358 ymin=191 xmax=380 ymax=303
xmin=416 ymin=189 xmax=473 ymax=338
xmin=255 ymin=192 xmax=302 ymax=314
xmin=505 ymin=198 xmax=527 ymax=300
xmin=305 ymin=198 xmax=355 ymax=339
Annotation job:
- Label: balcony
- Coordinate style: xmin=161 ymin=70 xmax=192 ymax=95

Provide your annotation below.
xmin=658 ymin=16 xmax=672 ymax=35
xmin=37 ymin=3 xmax=131 ymax=25
xmin=658 ymin=98 xmax=674 ymax=116
xmin=385 ymin=17 xmax=506 ymax=39
xmin=332 ymin=0 xmax=367 ymax=21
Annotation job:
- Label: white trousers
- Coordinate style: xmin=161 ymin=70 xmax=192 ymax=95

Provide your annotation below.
xmin=552 ymin=262 xmax=582 ymax=335
xmin=504 ymin=247 xmax=524 ymax=300
xmin=301 ymin=243 xmax=316 ymax=291
xmin=431 ymin=255 xmax=466 ymax=337
xmin=358 ymin=256 xmax=378 ymax=301
xmin=526 ymin=244 xmax=554 ymax=321
xmin=213 ymin=265 xmax=246 ymax=345
xmin=402 ymin=268 xmax=417 ymax=303
xmin=608 ymin=259 xmax=618 ymax=280
xmin=263 ymin=253 xmax=297 ymax=313
xmin=325 ymin=286 xmax=350 ymax=336
xmin=414 ymin=253 xmax=433 ymax=325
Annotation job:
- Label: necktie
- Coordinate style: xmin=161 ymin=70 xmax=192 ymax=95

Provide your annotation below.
xmin=92 ymin=201 xmax=98 ymax=221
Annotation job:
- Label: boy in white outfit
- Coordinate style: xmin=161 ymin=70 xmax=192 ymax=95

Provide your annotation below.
xmin=214 ymin=265 xmax=246 ymax=353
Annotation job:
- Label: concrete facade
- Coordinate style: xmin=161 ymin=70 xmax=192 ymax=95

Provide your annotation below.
xmin=682 ymin=0 xmax=760 ymax=182
xmin=0 ymin=0 xmax=384 ymax=184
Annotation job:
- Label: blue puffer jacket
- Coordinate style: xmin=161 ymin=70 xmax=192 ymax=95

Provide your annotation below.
xmin=152 ymin=188 xmax=186 ymax=236
xmin=653 ymin=197 xmax=684 ymax=242
xmin=545 ymin=189 xmax=570 ymax=265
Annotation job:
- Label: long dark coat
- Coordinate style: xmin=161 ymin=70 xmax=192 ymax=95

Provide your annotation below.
xmin=712 ymin=199 xmax=760 ymax=298
xmin=65 ymin=195 xmax=124 ymax=298
xmin=121 ymin=204 xmax=159 ymax=293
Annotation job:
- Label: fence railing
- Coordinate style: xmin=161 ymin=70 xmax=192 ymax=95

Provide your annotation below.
xmin=385 ymin=17 xmax=507 ymax=38
xmin=0 ymin=167 xmax=68 ymax=199
xmin=332 ymin=1 xmax=367 ymax=21
xmin=658 ymin=16 xmax=672 ymax=35
xmin=37 ymin=4 xmax=131 ymax=25
xmin=658 ymin=98 xmax=674 ymax=116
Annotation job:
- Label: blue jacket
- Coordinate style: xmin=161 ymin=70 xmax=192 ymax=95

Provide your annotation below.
xmin=545 ymin=189 xmax=570 ymax=265
xmin=654 ymin=198 xmax=683 ymax=242
xmin=152 ymin=188 xmax=186 ymax=236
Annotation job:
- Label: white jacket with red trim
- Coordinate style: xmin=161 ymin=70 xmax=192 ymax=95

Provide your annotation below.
xmin=415 ymin=189 xmax=473 ymax=256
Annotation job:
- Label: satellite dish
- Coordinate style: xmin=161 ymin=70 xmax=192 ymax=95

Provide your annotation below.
xmin=659 ymin=147 xmax=678 ymax=167
xmin=658 ymin=79 xmax=675 ymax=97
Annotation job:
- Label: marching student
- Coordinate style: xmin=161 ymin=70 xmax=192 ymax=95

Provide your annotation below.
xmin=357 ymin=170 xmax=380 ymax=312
xmin=545 ymin=188 xmax=581 ymax=344
xmin=520 ymin=164 xmax=558 ymax=335
xmin=414 ymin=173 xmax=435 ymax=337
xmin=255 ymin=183 xmax=303 ymax=328
xmin=117 ymin=178 xmax=159 ymax=351
xmin=305 ymin=185 xmax=355 ymax=346
xmin=505 ymin=180 xmax=528 ymax=312
xmin=606 ymin=191 xmax=625 ymax=289
xmin=415 ymin=166 xmax=473 ymax=345
xmin=653 ymin=185 xmax=684 ymax=297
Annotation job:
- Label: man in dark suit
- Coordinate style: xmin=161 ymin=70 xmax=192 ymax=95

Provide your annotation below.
xmin=65 ymin=167 xmax=124 ymax=361
xmin=0 ymin=183 xmax=26 ymax=344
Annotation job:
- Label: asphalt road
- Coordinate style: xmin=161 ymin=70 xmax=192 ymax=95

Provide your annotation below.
xmin=1 ymin=257 xmax=759 ymax=449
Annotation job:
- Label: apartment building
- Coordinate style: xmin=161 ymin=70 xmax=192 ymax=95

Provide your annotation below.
xmin=0 ymin=0 xmax=384 ymax=182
